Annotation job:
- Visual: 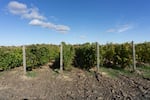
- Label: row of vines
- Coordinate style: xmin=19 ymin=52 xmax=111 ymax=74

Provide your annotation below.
xmin=0 ymin=42 xmax=150 ymax=71
xmin=0 ymin=44 xmax=59 ymax=71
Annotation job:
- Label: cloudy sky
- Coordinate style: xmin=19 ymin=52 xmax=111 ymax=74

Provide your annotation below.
xmin=0 ymin=0 xmax=150 ymax=45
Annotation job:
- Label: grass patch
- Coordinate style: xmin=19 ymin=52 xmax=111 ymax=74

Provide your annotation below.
xmin=26 ymin=71 xmax=37 ymax=77
xmin=143 ymin=73 xmax=150 ymax=79
xmin=100 ymin=67 xmax=132 ymax=78
xmin=0 ymin=72 xmax=4 ymax=76
xmin=87 ymin=70 xmax=95 ymax=76
xmin=100 ymin=66 xmax=150 ymax=79
xmin=137 ymin=66 xmax=150 ymax=79
xmin=100 ymin=67 xmax=119 ymax=78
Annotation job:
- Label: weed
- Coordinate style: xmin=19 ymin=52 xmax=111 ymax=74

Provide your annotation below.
xmin=26 ymin=71 xmax=37 ymax=77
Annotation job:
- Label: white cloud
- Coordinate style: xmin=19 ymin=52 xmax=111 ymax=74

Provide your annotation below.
xmin=117 ymin=24 xmax=131 ymax=33
xmin=7 ymin=1 xmax=70 ymax=33
xmin=106 ymin=29 xmax=116 ymax=33
xmin=8 ymin=1 xmax=28 ymax=15
xmin=22 ymin=8 xmax=46 ymax=20
xmin=106 ymin=24 xmax=132 ymax=33
xmin=8 ymin=1 xmax=45 ymax=20
xmin=29 ymin=19 xmax=70 ymax=32
xmin=54 ymin=25 xmax=70 ymax=32
xmin=79 ymin=35 xmax=86 ymax=39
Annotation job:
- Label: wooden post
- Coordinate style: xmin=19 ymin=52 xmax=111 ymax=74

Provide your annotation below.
xmin=132 ymin=41 xmax=136 ymax=71
xmin=97 ymin=42 xmax=100 ymax=72
xmin=60 ymin=43 xmax=63 ymax=72
xmin=22 ymin=45 xmax=26 ymax=75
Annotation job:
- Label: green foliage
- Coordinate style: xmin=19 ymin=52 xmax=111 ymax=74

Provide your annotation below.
xmin=49 ymin=45 xmax=60 ymax=60
xmin=103 ymin=43 xmax=116 ymax=67
xmin=0 ymin=44 xmax=59 ymax=71
xmin=0 ymin=42 xmax=150 ymax=72
xmin=136 ymin=42 xmax=150 ymax=64
xmin=114 ymin=43 xmax=132 ymax=68
xmin=62 ymin=42 xmax=75 ymax=70
xmin=102 ymin=43 xmax=132 ymax=69
xmin=26 ymin=44 xmax=59 ymax=69
xmin=26 ymin=45 xmax=38 ymax=68
xmin=74 ymin=43 xmax=96 ymax=70
xmin=0 ymin=47 xmax=22 ymax=70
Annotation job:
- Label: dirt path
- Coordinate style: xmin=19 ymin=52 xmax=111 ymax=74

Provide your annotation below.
xmin=0 ymin=65 xmax=149 ymax=100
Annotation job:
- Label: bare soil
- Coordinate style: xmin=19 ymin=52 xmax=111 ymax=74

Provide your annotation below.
xmin=0 ymin=64 xmax=150 ymax=100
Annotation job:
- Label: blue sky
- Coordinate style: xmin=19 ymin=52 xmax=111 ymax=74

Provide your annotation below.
xmin=0 ymin=0 xmax=150 ymax=46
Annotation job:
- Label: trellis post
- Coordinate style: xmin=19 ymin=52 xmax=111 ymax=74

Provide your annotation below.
xmin=60 ymin=42 xmax=63 ymax=72
xmin=22 ymin=45 xmax=26 ymax=75
xmin=132 ymin=41 xmax=136 ymax=71
xmin=97 ymin=42 xmax=100 ymax=72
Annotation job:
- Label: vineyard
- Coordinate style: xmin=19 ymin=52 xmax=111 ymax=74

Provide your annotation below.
xmin=0 ymin=42 xmax=150 ymax=72
xmin=0 ymin=42 xmax=150 ymax=99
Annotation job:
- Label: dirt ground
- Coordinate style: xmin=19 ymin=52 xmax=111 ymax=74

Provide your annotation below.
xmin=0 ymin=64 xmax=150 ymax=100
